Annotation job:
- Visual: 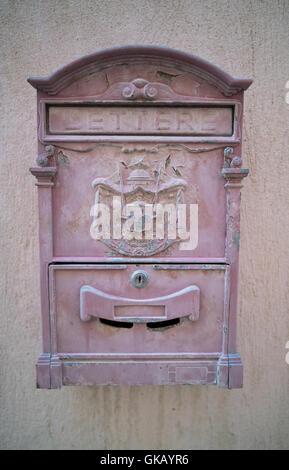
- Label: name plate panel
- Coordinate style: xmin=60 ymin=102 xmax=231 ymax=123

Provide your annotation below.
xmin=48 ymin=105 xmax=233 ymax=136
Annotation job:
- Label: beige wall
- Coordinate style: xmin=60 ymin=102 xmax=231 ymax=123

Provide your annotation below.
xmin=1 ymin=0 xmax=289 ymax=450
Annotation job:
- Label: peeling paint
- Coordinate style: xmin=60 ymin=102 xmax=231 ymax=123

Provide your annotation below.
xmin=232 ymin=231 xmax=240 ymax=251
xmin=156 ymin=70 xmax=179 ymax=81
xmin=58 ymin=151 xmax=70 ymax=167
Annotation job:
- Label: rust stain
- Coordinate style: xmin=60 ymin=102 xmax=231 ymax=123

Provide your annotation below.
xmin=66 ymin=213 xmax=83 ymax=231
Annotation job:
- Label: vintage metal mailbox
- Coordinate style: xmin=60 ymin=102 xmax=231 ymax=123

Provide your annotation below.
xmin=28 ymin=46 xmax=252 ymax=388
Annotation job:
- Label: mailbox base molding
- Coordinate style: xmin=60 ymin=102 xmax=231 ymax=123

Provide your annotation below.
xmin=36 ymin=353 xmax=243 ymax=389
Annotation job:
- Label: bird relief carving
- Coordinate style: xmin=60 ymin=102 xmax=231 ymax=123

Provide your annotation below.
xmin=90 ymin=154 xmax=198 ymax=256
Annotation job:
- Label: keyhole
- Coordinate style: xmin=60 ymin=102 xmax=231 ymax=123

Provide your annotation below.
xmin=130 ymin=270 xmax=149 ymax=288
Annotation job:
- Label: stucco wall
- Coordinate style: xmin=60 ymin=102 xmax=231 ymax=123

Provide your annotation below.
xmin=0 ymin=0 xmax=289 ymax=450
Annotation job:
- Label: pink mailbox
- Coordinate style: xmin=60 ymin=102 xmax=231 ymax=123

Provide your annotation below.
xmin=29 ymin=46 xmax=252 ymax=388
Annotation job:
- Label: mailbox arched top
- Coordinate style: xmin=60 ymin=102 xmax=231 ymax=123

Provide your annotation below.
xmin=27 ymin=45 xmax=252 ymax=96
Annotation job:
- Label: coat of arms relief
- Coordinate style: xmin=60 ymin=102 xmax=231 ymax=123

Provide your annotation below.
xmin=90 ymin=153 xmax=195 ymax=256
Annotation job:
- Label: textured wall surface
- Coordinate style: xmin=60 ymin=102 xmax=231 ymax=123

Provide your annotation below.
xmin=0 ymin=0 xmax=289 ymax=450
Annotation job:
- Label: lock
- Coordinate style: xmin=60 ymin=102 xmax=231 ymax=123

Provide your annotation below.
xmin=130 ymin=270 xmax=149 ymax=288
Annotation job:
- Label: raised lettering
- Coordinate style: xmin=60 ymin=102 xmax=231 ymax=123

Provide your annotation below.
xmin=48 ymin=105 xmax=233 ymax=136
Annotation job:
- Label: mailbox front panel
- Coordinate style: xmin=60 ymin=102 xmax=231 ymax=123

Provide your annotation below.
xmin=29 ymin=46 xmax=251 ymax=388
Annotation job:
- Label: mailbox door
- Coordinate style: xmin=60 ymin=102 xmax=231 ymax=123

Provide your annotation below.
xmin=48 ymin=264 xmax=229 ymax=386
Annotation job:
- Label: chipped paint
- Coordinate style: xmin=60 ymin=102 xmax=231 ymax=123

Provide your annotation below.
xmin=156 ymin=70 xmax=179 ymax=81
xmin=232 ymin=231 xmax=240 ymax=251
xmin=58 ymin=151 xmax=70 ymax=167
